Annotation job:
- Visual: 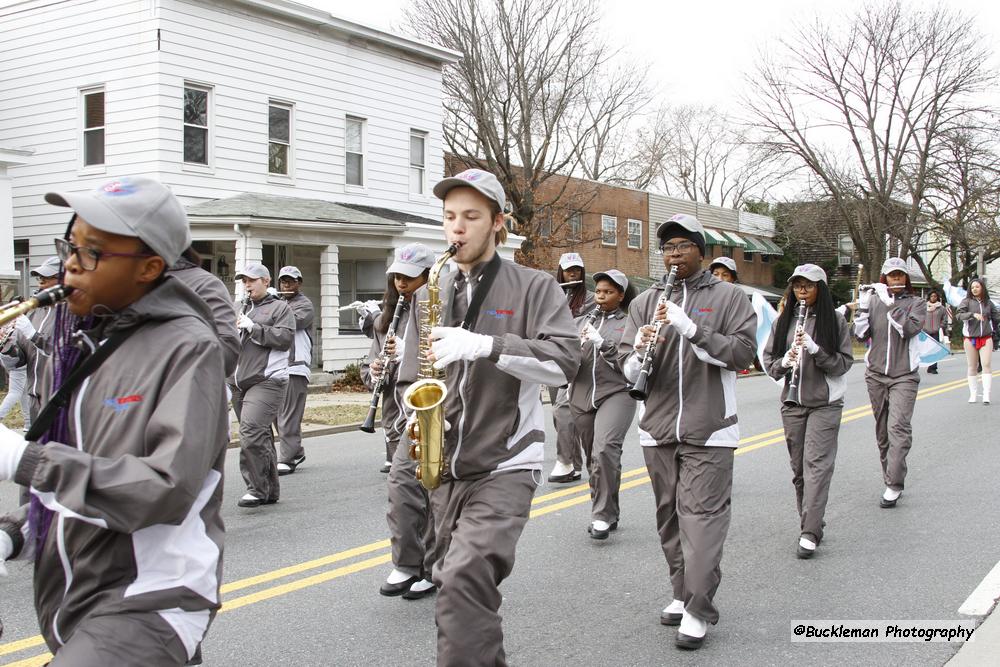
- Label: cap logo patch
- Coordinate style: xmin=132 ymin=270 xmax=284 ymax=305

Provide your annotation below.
xmin=458 ymin=172 xmax=482 ymax=182
xmin=401 ymin=248 xmax=416 ymax=261
xmin=100 ymin=180 xmax=137 ymax=197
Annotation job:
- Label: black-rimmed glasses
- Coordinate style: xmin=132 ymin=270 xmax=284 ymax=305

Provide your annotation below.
xmin=55 ymin=237 xmax=154 ymax=271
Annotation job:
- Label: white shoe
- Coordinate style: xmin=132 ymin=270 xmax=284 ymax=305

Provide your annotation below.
xmin=882 ymin=487 xmax=901 ymax=502
xmin=549 ymin=460 xmax=574 ymax=477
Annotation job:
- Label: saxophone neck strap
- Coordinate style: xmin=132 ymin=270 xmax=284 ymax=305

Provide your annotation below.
xmin=459 ymin=252 xmax=503 ymax=332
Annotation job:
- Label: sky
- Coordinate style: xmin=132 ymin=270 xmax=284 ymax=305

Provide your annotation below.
xmin=312 ymin=0 xmax=1000 ymax=112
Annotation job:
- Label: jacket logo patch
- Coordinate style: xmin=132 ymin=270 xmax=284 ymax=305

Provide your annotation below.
xmin=696 ymin=307 xmax=714 ymax=314
xmin=486 ymin=309 xmax=514 ymax=319
xmin=104 ymin=394 xmax=143 ymax=413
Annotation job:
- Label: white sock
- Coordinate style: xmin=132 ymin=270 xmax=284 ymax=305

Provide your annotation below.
xmin=883 ymin=487 xmax=901 ymax=502
xmin=240 ymin=492 xmax=260 ymax=501
xmin=679 ymin=611 xmax=708 ymax=638
xmin=799 ymin=537 xmax=816 ymax=550
xmin=408 ymin=578 xmax=435 ymax=592
xmin=663 ymin=599 xmax=685 ymax=614
xmin=592 ymin=520 xmax=611 ymax=531
xmin=982 ymin=374 xmax=992 ymax=401
xmin=550 ymin=460 xmax=574 ymax=476
xmin=386 ymin=568 xmax=413 ymax=584
xmin=968 ymin=376 xmax=978 ymax=402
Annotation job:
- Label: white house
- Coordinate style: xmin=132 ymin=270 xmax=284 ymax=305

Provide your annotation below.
xmin=1 ymin=0 xmax=516 ymax=373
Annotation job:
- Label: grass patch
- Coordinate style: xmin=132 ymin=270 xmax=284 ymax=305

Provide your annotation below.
xmin=0 ymin=392 xmax=25 ymax=430
xmin=302 ymin=403 xmax=377 ymax=426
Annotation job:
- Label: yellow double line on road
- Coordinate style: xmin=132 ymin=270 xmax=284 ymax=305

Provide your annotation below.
xmin=0 ymin=373 xmax=989 ymax=666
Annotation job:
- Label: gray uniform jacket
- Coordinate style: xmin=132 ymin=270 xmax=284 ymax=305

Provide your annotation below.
xmin=566 ymin=289 xmax=596 ymax=319
xmin=283 ymin=293 xmax=315 ymax=380
xmin=361 ymin=302 xmax=412 ymax=443
xmin=956 ymin=297 xmax=999 ymax=339
xmin=0 ymin=276 xmax=228 ymax=654
xmin=569 ymin=307 xmax=629 ymax=413
xmin=923 ymin=302 xmax=949 ymax=336
xmin=619 ymin=269 xmax=757 ymax=448
xmin=853 ymin=292 xmax=926 ymax=377
xmin=232 ymin=293 xmax=295 ymax=390
xmin=2 ymin=304 xmax=57 ymax=420
xmin=762 ymin=310 xmax=854 ymax=407
xmin=397 ymin=257 xmax=580 ymax=479
xmin=168 ymin=263 xmax=240 ymax=377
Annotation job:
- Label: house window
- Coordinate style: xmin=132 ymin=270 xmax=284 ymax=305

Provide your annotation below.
xmin=761 ymin=253 xmax=771 ymax=264
xmin=601 ymin=215 xmax=617 ymax=246
xmin=567 ymin=213 xmax=582 ymax=241
xmin=346 ymin=116 xmax=365 ymax=186
xmin=183 ymin=85 xmax=210 ymax=165
xmin=82 ymin=88 xmax=105 ymax=166
xmin=268 ymin=101 xmax=292 ymax=175
xmin=339 ymin=260 xmax=385 ymax=332
xmin=410 ymin=130 xmax=426 ymax=194
xmin=720 ymin=245 xmax=734 ymax=259
xmin=537 ymin=207 xmax=552 ymax=238
xmin=627 ymin=219 xmax=642 ymax=249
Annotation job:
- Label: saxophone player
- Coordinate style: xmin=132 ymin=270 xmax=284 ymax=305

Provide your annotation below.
xmin=396 ymin=169 xmax=580 ymax=666
xmin=619 ymin=214 xmax=756 ymax=650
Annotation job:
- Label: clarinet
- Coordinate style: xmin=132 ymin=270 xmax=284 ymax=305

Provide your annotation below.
xmin=580 ymin=308 xmax=601 ymax=349
xmin=359 ymin=294 xmax=407 ymax=433
xmin=629 ymin=266 xmax=678 ymax=401
xmin=785 ymin=300 xmax=808 ymax=403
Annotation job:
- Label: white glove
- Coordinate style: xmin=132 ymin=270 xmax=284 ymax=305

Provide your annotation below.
xmin=799 ymin=331 xmax=819 ymax=355
xmin=236 ymin=314 xmax=255 ymax=331
xmin=858 ymin=289 xmax=872 ymax=309
xmin=430 ymin=326 xmax=493 ymax=369
xmin=781 ymin=348 xmax=798 ymax=369
xmin=14 ymin=315 xmax=35 ymax=338
xmin=266 ymin=287 xmax=278 ymax=296
xmin=873 ymin=282 xmax=893 ymax=306
xmin=362 ymin=300 xmax=381 ymax=317
xmin=0 ymin=530 xmax=13 ymax=577
xmin=583 ymin=323 xmax=604 ymax=347
xmin=665 ymin=300 xmax=697 ymax=338
xmin=0 ymin=424 xmax=29 ymax=481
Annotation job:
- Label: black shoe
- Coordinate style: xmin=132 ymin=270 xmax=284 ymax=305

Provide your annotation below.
xmin=660 ymin=610 xmax=683 ymax=626
xmin=379 ymin=575 xmax=419 ymax=597
xmin=237 ymin=494 xmax=264 ymax=508
xmin=263 ymin=497 xmax=279 ymax=505
xmin=548 ymin=470 xmax=582 ymax=483
xmin=379 ymin=461 xmax=391 ymax=474
xmin=587 ymin=521 xmax=618 ymax=540
xmin=277 ymin=454 xmax=305 ymax=476
xmin=879 ymin=497 xmax=897 ymax=508
xmin=675 ymin=633 xmax=705 ymax=650
xmin=401 ymin=582 xmax=437 ymax=600
xmin=796 ymin=545 xmax=815 ymax=559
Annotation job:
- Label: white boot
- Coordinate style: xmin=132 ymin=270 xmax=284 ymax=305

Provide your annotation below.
xmin=982 ymin=374 xmax=992 ymax=405
xmin=968 ymin=376 xmax=978 ymax=403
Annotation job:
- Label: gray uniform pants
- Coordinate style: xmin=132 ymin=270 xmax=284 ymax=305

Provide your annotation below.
xmin=572 ymin=392 xmax=635 ymax=523
xmin=865 ymin=372 xmax=919 ymax=491
xmin=643 ymin=443 xmax=733 ymax=625
xmin=430 ymin=470 xmax=536 ymax=667
xmin=48 ymin=612 xmax=189 ymax=666
xmin=387 ymin=433 xmax=436 ymax=578
xmin=780 ymin=403 xmax=842 ymax=543
xmin=275 ymin=374 xmax=308 ymax=463
xmin=548 ymin=386 xmax=581 ymax=470
xmin=232 ymin=378 xmax=287 ymax=501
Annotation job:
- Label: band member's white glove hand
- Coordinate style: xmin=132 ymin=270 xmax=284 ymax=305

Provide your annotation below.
xmin=266 ymin=287 xmax=278 ymax=296
xmin=582 ymin=324 xmax=604 ymax=347
xmin=363 ymin=300 xmax=381 ymax=317
xmin=236 ymin=314 xmax=255 ymax=331
xmin=384 ymin=335 xmax=404 ymax=360
xmin=430 ymin=327 xmax=493 ymax=369
xmin=0 ymin=424 xmax=28 ymax=482
xmin=0 ymin=530 xmax=13 ymax=576
xmin=664 ymin=301 xmax=697 ymax=338
xmin=14 ymin=315 xmax=35 ymax=338
xmin=858 ymin=289 xmax=872 ymax=310
xmin=800 ymin=331 xmax=819 ymax=355
xmin=873 ymin=282 xmax=893 ymax=306
xmin=781 ymin=348 xmax=798 ymax=368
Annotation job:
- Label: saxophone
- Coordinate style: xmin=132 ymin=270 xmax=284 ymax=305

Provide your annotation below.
xmin=403 ymin=244 xmax=458 ymax=490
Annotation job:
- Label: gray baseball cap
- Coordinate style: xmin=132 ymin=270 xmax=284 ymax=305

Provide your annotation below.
xmin=709 ymin=257 xmax=738 ymax=274
xmin=593 ymin=269 xmax=629 ymax=292
xmin=433 ymin=169 xmax=506 ymax=210
xmin=235 ymin=263 xmax=270 ymax=281
xmin=788 ymin=263 xmax=828 ymax=284
xmin=880 ymin=257 xmax=910 ymax=276
xmin=278 ymin=265 xmax=303 ymax=281
xmin=30 ymin=256 xmax=62 ymax=278
xmin=387 ymin=243 xmax=435 ymax=278
xmin=559 ymin=252 xmax=585 ymax=270
xmin=44 ymin=176 xmax=191 ymax=266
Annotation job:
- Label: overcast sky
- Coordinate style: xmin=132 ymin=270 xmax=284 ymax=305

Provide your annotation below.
xmin=317 ymin=0 xmax=1000 ymax=111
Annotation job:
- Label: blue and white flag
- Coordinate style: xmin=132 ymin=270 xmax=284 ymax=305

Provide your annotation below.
xmin=914 ymin=330 xmax=950 ymax=366
xmin=943 ymin=279 xmax=966 ymax=307
xmin=751 ymin=292 xmax=781 ymax=385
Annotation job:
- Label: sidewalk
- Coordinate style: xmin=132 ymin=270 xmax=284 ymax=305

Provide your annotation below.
xmin=946 ymin=606 xmax=999 ymax=665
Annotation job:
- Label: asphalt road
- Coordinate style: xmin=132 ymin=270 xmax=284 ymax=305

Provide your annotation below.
xmin=1 ymin=356 xmax=996 ymax=666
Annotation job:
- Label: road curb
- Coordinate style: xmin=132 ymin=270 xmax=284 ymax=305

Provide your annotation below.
xmin=946 ymin=605 xmax=999 ymax=665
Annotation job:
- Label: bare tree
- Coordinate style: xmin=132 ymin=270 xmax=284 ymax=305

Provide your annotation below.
xmin=403 ymin=0 xmax=646 ymax=266
xmin=744 ymin=2 xmax=996 ymax=281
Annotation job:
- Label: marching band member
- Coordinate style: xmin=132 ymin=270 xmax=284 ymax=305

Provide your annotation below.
xmin=361 ymin=243 xmax=438 ymax=599
xmin=231 ymin=263 xmax=295 ymax=508
xmin=762 ymin=264 xmax=853 ymax=559
xmin=852 ymin=257 xmax=926 ymax=508
xmin=708 ymin=256 xmax=738 ymax=284
xmin=547 ymin=251 xmax=595 ymax=483
xmin=570 ymin=269 xmax=636 ymax=540
xmin=922 ymin=290 xmax=951 ymax=375
xmin=619 ymin=213 xmax=756 ymax=650
xmin=957 ymin=278 xmax=999 ymax=404
xmin=275 ymin=266 xmax=315 ymax=475
xmin=396 ymin=169 xmax=580 ymax=666
xmin=0 ymin=177 xmax=227 ymax=665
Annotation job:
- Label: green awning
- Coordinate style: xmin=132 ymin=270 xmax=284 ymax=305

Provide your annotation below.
xmin=741 ymin=236 xmax=767 ymax=253
xmin=721 ymin=231 xmax=747 ymax=248
xmin=759 ymin=237 xmax=784 ymax=255
xmin=703 ymin=228 xmax=732 ymax=246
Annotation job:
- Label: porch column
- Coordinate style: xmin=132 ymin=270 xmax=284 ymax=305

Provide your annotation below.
xmin=320 ymin=243 xmax=340 ymax=373
xmin=233 ymin=227 xmax=262 ymax=302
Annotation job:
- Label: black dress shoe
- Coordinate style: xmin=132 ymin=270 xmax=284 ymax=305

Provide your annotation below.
xmin=379 ymin=461 xmax=391 ymax=474
xmin=379 ymin=576 xmax=419 ymax=597
xmin=237 ymin=495 xmax=264 ymax=508
xmin=660 ymin=610 xmax=682 ymax=626
xmin=587 ymin=521 xmax=618 ymax=540
xmin=796 ymin=545 xmax=815 ymax=559
xmin=675 ymin=632 xmax=705 ymax=649
xmin=547 ymin=470 xmax=582 ymax=483
xmin=401 ymin=583 xmax=437 ymax=600
xmin=879 ymin=497 xmax=897 ymax=508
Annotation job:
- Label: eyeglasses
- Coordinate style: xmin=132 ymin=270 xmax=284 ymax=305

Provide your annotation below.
xmin=55 ymin=237 xmax=154 ymax=271
xmin=791 ymin=281 xmax=818 ymax=291
xmin=657 ymin=241 xmax=698 ymax=255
